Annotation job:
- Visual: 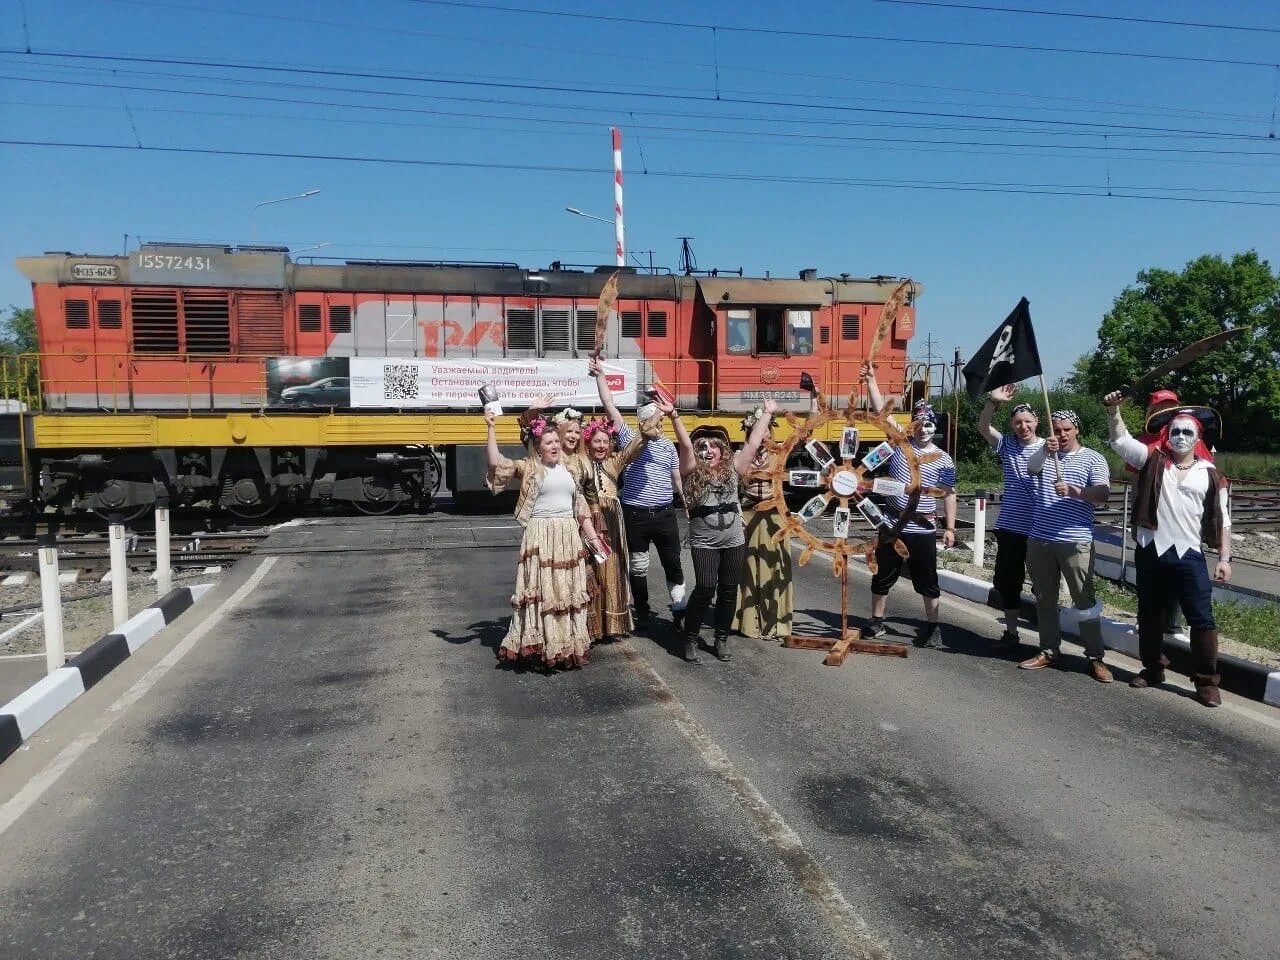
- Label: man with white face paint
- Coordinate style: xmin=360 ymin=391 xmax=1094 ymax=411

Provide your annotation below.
xmin=862 ymin=364 xmax=958 ymax=648
xmin=1105 ymin=391 xmax=1232 ymax=707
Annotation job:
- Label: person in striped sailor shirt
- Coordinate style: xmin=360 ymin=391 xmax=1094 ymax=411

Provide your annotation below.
xmin=978 ymin=384 xmax=1045 ymax=651
xmin=589 ymin=357 xmax=688 ymax=627
xmin=862 ymin=364 xmax=957 ymax=649
xmin=1019 ymin=410 xmax=1114 ymax=683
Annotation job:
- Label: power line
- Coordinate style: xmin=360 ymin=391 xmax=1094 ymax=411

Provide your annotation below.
xmin=5 ymin=49 xmax=1273 ymax=141
xmin=4 ymin=138 xmax=1279 ymax=206
xmin=7 ymin=89 xmax=1278 ymax=171
xmin=94 ymin=0 xmax=1271 ymax=125
xmin=872 ymin=1 xmax=1280 ymax=36
xmin=8 ymin=56 xmax=1271 ymax=144
xmin=401 ymin=0 xmax=1279 ymax=69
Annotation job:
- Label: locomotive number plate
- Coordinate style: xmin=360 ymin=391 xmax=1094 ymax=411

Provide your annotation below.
xmin=71 ymin=263 xmax=119 ymax=281
xmin=740 ymin=390 xmax=800 ymax=401
xmin=135 ymin=253 xmax=215 ymax=271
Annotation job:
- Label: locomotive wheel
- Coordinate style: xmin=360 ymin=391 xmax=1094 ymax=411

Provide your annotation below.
xmin=350 ymin=472 xmax=402 ymax=516
xmin=91 ymin=500 xmax=154 ymax=524
xmin=222 ymin=476 xmax=279 ymax=521
xmin=90 ymin=476 xmax=155 ymax=523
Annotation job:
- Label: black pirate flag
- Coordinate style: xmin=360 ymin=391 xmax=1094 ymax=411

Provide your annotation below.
xmin=962 ymin=297 xmax=1043 ymax=399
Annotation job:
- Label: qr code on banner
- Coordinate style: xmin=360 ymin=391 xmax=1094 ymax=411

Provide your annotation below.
xmin=382 ymin=364 xmax=419 ymax=401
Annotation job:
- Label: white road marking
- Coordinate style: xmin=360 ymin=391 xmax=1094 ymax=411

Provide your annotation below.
xmin=0 ymin=557 xmax=278 ymax=838
xmin=619 ymin=642 xmax=893 ymax=960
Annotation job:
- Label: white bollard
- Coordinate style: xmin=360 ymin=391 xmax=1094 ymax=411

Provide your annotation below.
xmin=109 ymin=522 xmax=130 ymax=629
xmin=154 ymin=506 xmax=172 ymax=596
xmin=37 ymin=536 xmax=65 ymax=676
xmin=971 ymin=489 xmax=988 ymax=568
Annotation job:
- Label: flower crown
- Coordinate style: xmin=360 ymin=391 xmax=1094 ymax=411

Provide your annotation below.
xmin=552 ymin=407 xmax=583 ymax=425
xmin=581 ymin=417 xmax=618 ymax=442
xmin=521 ymin=415 xmax=553 ymax=445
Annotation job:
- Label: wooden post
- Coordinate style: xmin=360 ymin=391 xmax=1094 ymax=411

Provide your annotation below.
xmin=1039 ymin=373 xmax=1063 ymax=482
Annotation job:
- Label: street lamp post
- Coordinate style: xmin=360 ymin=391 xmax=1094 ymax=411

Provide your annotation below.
xmin=250 ymin=189 xmax=320 ymax=244
xmin=565 ymin=206 xmax=627 ymax=267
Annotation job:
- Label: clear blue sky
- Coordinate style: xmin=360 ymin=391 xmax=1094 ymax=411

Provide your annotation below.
xmin=2 ymin=0 xmax=1277 ymax=383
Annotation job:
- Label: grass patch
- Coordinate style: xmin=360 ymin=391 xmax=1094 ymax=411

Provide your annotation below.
xmin=1092 ymin=579 xmax=1280 ymax=653
xmin=1213 ymin=600 xmax=1280 ymax=653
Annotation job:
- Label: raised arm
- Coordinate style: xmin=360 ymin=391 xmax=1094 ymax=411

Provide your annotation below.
xmin=485 ymin=407 xmax=502 ymax=468
xmin=655 ymin=397 xmax=697 ymax=475
xmin=860 ymin=360 xmax=886 ymax=414
xmin=588 ymin=356 xmax=625 ymax=430
xmin=734 ymin=399 xmax=777 ymax=476
xmin=979 ymin=384 xmax=1013 ymax=450
xmin=1103 ymin=390 xmax=1149 ymax=469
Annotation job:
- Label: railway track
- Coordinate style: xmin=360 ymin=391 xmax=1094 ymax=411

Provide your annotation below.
xmin=0 ymin=533 xmax=268 ymax=578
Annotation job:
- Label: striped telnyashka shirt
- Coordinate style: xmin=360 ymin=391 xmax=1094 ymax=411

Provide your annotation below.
xmin=616 ymin=424 xmax=679 ymax=508
xmin=994 ymin=434 xmax=1044 ymax=536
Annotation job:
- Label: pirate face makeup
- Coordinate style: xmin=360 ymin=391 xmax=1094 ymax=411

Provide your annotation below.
xmin=1168 ymin=416 xmax=1200 ymax=455
xmin=697 ymin=438 xmax=725 ymax=467
xmin=913 ymin=419 xmax=937 ymax=444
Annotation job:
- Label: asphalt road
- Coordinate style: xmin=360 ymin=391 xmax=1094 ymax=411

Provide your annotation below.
xmin=0 ymin=512 xmax=1276 ymax=960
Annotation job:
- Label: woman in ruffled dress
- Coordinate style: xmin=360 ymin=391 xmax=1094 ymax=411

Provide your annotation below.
xmin=580 ymin=414 xmax=660 ymax=641
xmin=733 ymin=404 xmax=794 ymax=641
xmin=485 ymin=407 xmax=604 ymax=668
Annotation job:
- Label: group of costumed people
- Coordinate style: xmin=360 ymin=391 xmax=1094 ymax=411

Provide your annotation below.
xmin=978 ymin=384 xmax=1231 ymax=707
xmin=483 ymin=359 xmax=793 ymax=668
xmin=484 ymin=354 xmax=1233 ymax=708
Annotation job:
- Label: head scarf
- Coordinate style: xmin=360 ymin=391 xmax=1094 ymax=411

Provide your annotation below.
xmin=1010 ymin=402 xmax=1035 ymax=417
xmin=1051 ymin=409 xmax=1081 ymax=429
xmin=912 ymin=400 xmax=937 ymax=424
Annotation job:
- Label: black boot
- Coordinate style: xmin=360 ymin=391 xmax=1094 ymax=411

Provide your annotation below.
xmin=713 ymin=633 xmax=732 ymax=661
xmin=683 ymin=633 xmax=702 ymax=663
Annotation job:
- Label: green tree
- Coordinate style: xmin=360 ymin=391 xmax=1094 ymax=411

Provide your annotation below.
xmin=1082 ymin=252 xmax=1280 ymax=450
xmin=0 ymin=306 xmax=38 ymax=402
xmin=0 ymin=306 xmax=36 ymax=354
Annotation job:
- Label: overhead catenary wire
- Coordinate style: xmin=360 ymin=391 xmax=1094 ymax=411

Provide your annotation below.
xmin=871 ymin=1 xmax=1280 ymax=36
xmin=401 ymin=0 xmax=1280 ymax=69
xmin=6 ymin=57 xmax=1272 ymax=144
xmin=4 ymin=49 xmax=1276 ymax=142
xmin=90 ymin=0 xmax=1273 ymax=125
xmin=7 ymin=93 xmax=1278 ymax=171
xmin=5 ymin=138 xmax=1280 ymax=206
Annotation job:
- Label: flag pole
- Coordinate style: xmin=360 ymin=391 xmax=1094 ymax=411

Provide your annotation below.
xmin=1038 ymin=373 xmax=1063 ymax=482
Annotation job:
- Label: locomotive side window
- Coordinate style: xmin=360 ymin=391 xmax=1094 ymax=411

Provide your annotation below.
xmin=756 ymin=307 xmax=785 ymax=354
xmin=726 ymin=310 xmax=752 ymax=354
xmin=787 ymin=310 xmax=813 ymax=355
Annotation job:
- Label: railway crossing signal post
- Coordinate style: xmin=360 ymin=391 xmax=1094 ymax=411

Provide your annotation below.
xmin=35 ymin=517 xmax=65 ymax=676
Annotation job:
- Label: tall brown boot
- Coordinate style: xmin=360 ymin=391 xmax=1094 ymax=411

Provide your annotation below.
xmin=1190 ymin=628 xmax=1221 ymax=708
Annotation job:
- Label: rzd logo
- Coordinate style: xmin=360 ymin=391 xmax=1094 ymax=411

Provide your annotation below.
xmin=604 ymin=374 xmax=625 ymax=391
xmin=417 ymin=320 xmax=507 ymax=356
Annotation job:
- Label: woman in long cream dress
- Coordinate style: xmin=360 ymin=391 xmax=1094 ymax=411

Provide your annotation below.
xmin=485 ymin=408 xmax=603 ymax=668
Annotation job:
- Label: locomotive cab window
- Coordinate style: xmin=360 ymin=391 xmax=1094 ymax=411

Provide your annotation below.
xmin=726 ymin=310 xmax=752 ymax=355
xmin=787 ymin=310 xmax=814 ymax=355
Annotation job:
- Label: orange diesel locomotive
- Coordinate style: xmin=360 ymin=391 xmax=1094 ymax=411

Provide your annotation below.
xmin=8 ymin=245 xmax=921 ymax=517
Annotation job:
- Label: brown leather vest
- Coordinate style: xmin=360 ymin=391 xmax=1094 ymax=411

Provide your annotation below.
xmin=1131 ymin=448 xmax=1224 ymax=549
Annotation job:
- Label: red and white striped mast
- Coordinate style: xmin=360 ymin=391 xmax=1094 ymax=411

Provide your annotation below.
xmin=611 ymin=127 xmax=625 ymax=267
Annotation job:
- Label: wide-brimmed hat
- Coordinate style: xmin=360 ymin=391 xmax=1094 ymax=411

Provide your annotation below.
xmin=1145 ymin=405 xmax=1221 ymax=448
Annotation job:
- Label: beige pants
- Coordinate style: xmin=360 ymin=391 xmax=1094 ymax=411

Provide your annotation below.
xmin=1026 ymin=538 xmax=1104 ymax=659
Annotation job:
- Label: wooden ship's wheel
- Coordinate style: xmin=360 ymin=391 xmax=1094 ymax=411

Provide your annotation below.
xmin=742 ymin=280 xmax=948 ymax=665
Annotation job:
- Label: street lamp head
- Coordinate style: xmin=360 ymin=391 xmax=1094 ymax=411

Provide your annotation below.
xmin=565 ymin=206 xmax=583 ymax=215
xmin=302 ymin=189 xmax=321 ymax=197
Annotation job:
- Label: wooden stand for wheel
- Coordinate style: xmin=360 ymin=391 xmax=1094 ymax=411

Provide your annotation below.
xmin=783 ymin=551 xmax=909 ymax=665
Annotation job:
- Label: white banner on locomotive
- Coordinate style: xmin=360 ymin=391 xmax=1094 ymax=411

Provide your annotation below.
xmin=268 ymin=357 xmax=639 ymax=410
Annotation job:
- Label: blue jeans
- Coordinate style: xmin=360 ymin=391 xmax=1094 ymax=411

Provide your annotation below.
xmin=1135 ymin=543 xmax=1215 ymax=671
